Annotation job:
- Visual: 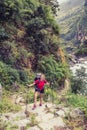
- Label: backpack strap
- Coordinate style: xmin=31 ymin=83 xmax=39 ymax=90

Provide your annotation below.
xmin=34 ymin=79 xmax=40 ymax=89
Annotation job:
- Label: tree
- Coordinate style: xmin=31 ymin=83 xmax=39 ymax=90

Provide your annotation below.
xmin=39 ymin=0 xmax=59 ymax=15
xmin=71 ymin=67 xmax=87 ymax=95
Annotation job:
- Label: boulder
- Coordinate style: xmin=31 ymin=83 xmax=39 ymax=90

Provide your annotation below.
xmin=70 ymin=108 xmax=84 ymax=118
xmin=38 ymin=117 xmax=65 ymax=130
xmin=55 ymin=110 xmax=65 ymax=117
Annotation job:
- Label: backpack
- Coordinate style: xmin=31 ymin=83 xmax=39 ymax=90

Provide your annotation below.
xmin=34 ymin=73 xmax=41 ymax=81
xmin=34 ymin=73 xmax=41 ymax=89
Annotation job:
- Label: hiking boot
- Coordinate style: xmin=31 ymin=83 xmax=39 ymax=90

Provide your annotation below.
xmin=32 ymin=104 xmax=36 ymax=110
xmin=39 ymin=103 xmax=42 ymax=106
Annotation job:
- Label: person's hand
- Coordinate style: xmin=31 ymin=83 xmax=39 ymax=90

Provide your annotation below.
xmin=27 ymin=84 xmax=33 ymax=87
xmin=26 ymin=83 xmax=34 ymax=88
xmin=26 ymin=84 xmax=30 ymax=88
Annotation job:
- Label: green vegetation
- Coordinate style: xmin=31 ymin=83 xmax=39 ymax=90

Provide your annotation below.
xmin=0 ymin=1 xmax=87 ymax=130
xmin=0 ymin=0 xmax=69 ymax=117
xmin=0 ymin=61 xmax=29 ymax=89
xmin=71 ymin=67 xmax=87 ymax=95
xmin=0 ymin=121 xmax=19 ymax=130
xmin=0 ymin=96 xmax=21 ymax=113
xmin=0 ymin=0 xmax=69 ymax=91
xmin=67 ymin=93 xmax=87 ymax=109
xmin=76 ymin=44 xmax=87 ymax=56
xmin=57 ymin=0 xmax=87 ymax=54
xmin=67 ymin=93 xmax=87 ymax=117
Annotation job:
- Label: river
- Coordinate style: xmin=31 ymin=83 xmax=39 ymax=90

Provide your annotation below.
xmin=70 ymin=57 xmax=87 ymax=95
xmin=70 ymin=57 xmax=87 ymax=75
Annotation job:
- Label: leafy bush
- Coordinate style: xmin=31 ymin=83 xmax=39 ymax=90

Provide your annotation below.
xmin=24 ymin=89 xmax=34 ymax=103
xmin=0 ymin=41 xmax=17 ymax=65
xmin=0 ymin=27 xmax=9 ymax=41
xmin=0 ymin=0 xmax=14 ymax=21
xmin=71 ymin=67 xmax=87 ymax=95
xmin=26 ymin=17 xmax=45 ymax=35
xmin=71 ymin=78 xmax=83 ymax=94
xmin=0 ymin=61 xmax=20 ymax=87
xmin=67 ymin=93 xmax=87 ymax=113
xmin=0 ymin=97 xmax=21 ymax=113
xmin=76 ymin=47 xmax=87 ymax=56
xmin=0 ymin=61 xmax=30 ymax=88
xmin=38 ymin=55 xmax=69 ymax=79
xmin=44 ymin=87 xmax=58 ymax=103
xmin=18 ymin=70 xmax=28 ymax=83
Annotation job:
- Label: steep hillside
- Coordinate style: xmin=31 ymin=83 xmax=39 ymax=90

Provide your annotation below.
xmin=57 ymin=0 xmax=87 ymax=55
xmin=0 ymin=0 xmax=68 ymax=89
xmin=60 ymin=0 xmax=83 ymax=11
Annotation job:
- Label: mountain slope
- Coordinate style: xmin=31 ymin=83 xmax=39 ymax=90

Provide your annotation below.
xmin=57 ymin=0 xmax=87 ymax=54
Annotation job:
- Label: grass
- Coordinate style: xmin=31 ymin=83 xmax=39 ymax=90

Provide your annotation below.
xmin=0 ymin=96 xmax=21 ymax=113
xmin=0 ymin=120 xmax=19 ymax=130
xmin=62 ymin=93 xmax=87 ymax=130
xmin=67 ymin=93 xmax=87 ymax=108
xmin=66 ymin=93 xmax=87 ymax=117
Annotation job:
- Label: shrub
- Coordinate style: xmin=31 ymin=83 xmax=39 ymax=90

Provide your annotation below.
xmin=0 ymin=27 xmax=9 ymax=41
xmin=24 ymin=89 xmax=34 ymax=103
xmin=0 ymin=61 xmax=20 ymax=88
xmin=76 ymin=47 xmax=87 ymax=56
xmin=71 ymin=67 xmax=87 ymax=95
xmin=38 ymin=55 xmax=69 ymax=83
xmin=26 ymin=17 xmax=45 ymax=35
xmin=67 ymin=93 xmax=87 ymax=114
xmin=0 ymin=41 xmax=17 ymax=65
xmin=0 ymin=96 xmax=21 ymax=113
xmin=44 ymin=87 xmax=58 ymax=103
xmin=18 ymin=70 xmax=28 ymax=83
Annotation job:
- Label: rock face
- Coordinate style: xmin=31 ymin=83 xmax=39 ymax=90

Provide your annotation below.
xmin=84 ymin=0 xmax=87 ymax=14
xmin=84 ymin=0 xmax=87 ymax=6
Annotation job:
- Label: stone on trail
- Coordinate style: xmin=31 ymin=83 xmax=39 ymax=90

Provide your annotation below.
xmin=27 ymin=126 xmax=40 ymax=130
xmin=55 ymin=110 xmax=65 ymax=117
xmin=70 ymin=108 xmax=84 ymax=118
xmin=14 ymin=119 xmax=30 ymax=128
xmin=38 ymin=117 xmax=65 ymax=130
xmin=1 ymin=102 xmax=66 ymax=130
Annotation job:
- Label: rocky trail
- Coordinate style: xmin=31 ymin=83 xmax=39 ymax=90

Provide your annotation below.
xmin=0 ymin=101 xmax=87 ymax=130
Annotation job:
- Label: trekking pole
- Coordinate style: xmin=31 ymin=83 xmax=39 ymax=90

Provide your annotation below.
xmin=50 ymin=80 xmax=53 ymax=104
xmin=24 ymin=84 xmax=31 ymax=117
xmin=51 ymin=74 xmax=56 ymax=105
xmin=51 ymin=82 xmax=53 ymax=104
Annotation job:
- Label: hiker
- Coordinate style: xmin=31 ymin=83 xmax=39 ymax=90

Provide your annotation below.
xmin=28 ymin=74 xmax=49 ymax=110
xmin=0 ymin=83 xmax=2 ymax=101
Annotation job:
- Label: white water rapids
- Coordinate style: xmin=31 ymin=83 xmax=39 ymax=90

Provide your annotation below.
xmin=70 ymin=57 xmax=87 ymax=75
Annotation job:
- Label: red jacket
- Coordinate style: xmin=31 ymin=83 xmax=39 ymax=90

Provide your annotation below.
xmin=34 ymin=80 xmax=47 ymax=90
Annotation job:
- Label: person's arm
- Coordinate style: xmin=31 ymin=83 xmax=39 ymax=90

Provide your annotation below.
xmin=46 ymin=82 xmax=50 ymax=85
xmin=45 ymin=80 xmax=50 ymax=86
xmin=27 ymin=83 xmax=35 ymax=87
xmin=27 ymin=80 xmax=39 ymax=87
